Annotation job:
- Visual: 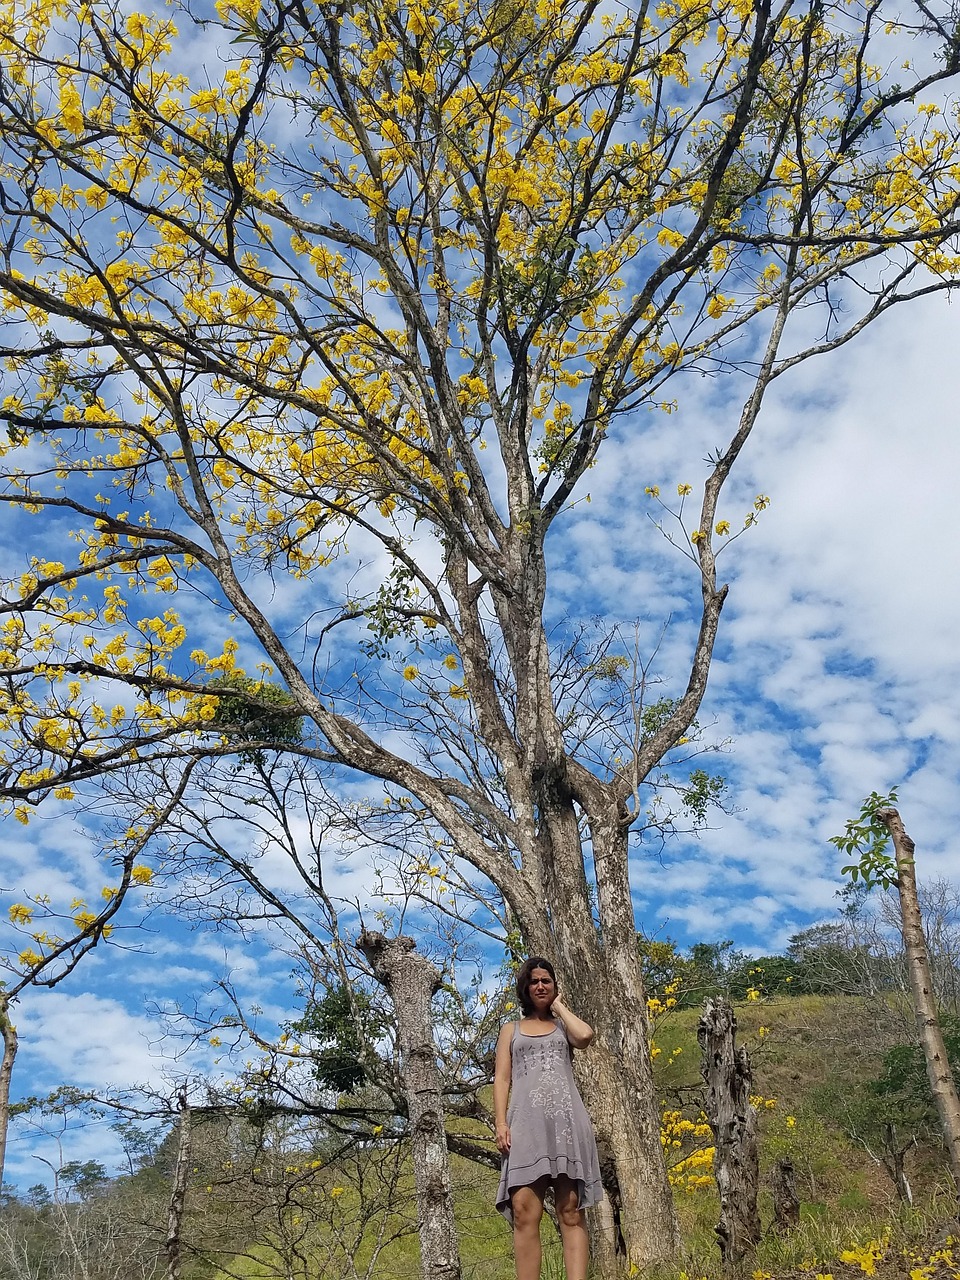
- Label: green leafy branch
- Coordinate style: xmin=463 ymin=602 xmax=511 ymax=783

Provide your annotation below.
xmin=829 ymin=787 xmax=900 ymax=889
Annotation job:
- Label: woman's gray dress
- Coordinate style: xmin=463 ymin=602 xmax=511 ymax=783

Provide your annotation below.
xmin=495 ymin=1020 xmax=603 ymax=1223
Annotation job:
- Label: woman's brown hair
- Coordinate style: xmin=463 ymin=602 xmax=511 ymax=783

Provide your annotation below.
xmin=515 ymin=956 xmax=557 ymax=1016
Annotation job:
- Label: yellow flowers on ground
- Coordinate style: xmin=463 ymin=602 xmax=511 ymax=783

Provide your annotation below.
xmin=838 ymin=1234 xmax=888 ymax=1275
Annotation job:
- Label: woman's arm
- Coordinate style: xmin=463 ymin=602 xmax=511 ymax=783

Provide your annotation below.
xmin=493 ymin=1023 xmax=514 ymax=1154
xmin=551 ymin=997 xmax=594 ymax=1049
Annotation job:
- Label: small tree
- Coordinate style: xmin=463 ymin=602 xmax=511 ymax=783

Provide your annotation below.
xmin=832 ymin=793 xmax=960 ymax=1197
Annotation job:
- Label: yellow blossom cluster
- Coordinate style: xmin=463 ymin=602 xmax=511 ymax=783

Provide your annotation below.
xmin=660 ymin=1108 xmax=715 ymax=1192
xmin=838 ymin=1232 xmax=889 ymax=1276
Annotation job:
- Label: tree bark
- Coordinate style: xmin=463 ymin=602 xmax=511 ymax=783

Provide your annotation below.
xmin=876 ymin=807 xmax=960 ymax=1198
xmin=698 ymin=997 xmax=760 ymax=1275
xmin=512 ymin=777 xmax=680 ymax=1271
xmin=573 ymin=981 xmax=679 ymax=1271
xmin=357 ymin=931 xmax=461 ymax=1280
xmin=771 ymin=1158 xmax=800 ymax=1230
xmin=0 ymin=997 xmax=17 ymax=1189
xmin=165 ymin=1089 xmax=191 ymax=1280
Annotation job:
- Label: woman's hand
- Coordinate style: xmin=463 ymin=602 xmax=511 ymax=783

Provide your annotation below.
xmin=550 ymin=996 xmax=594 ymax=1049
xmin=493 ymin=1023 xmax=514 ymax=1155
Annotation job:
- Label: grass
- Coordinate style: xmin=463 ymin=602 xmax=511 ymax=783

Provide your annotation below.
xmin=211 ymin=995 xmax=959 ymax=1280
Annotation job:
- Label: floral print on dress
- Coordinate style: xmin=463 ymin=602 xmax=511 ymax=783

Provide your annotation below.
xmin=496 ymin=1021 xmax=603 ymax=1224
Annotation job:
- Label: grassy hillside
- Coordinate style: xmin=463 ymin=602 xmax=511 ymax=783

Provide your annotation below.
xmin=203 ymin=994 xmax=959 ymax=1280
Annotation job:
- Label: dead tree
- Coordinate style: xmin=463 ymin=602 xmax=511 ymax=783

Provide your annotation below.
xmin=0 ymin=997 xmax=17 ymax=1188
xmin=771 ymin=1158 xmax=800 ymax=1230
xmin=698 ymin=997 xmax=760 ymax=1274
xmin=357 ymin=931 xmax=461 ymax=1280
xmin=165 ymin=1089 xmax=192 ymax=1280
xmin=876 ymin=808 xmax=960 ymax=1199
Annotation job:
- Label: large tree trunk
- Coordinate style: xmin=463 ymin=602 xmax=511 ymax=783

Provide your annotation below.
xmin=520 ymin=880 xmax=679 ymax=1271
xmin=698 ymin=997 xmax=760 ymax=1275
xmin=503 ymin=763 xmax=680 ymax=1272
xmin=876 ymin=808 xmax=960 ymax=1197
xmin=0 ymin=997 xmax=17 ymax=1188
xmin=357 ymin=931 xmax=461 ymax=1280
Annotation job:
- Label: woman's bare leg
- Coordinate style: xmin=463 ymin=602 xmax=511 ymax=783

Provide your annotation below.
xmin=553 ymin=1174 xmax=589 ymax=1280
xmin=511 ymin=1179 xmax=547 ymax=1280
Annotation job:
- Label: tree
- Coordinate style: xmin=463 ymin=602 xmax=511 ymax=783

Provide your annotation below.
xmin=2 ymin=0 xmax=960 ymax=1262
xmin=358 ymin=931 xmax=461 ymax=1280
xmin=697 ymin=997 xmax=759 ymax=1275
xmin=833 ymin=794 xmax=960 ymax=1198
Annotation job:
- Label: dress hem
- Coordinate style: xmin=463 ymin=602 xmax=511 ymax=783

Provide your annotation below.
xmin=495 ymin=1154 xmax=603 ymax=1224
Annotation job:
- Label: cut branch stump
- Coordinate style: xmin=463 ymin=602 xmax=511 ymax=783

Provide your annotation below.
xmin=357 ymin=931 xmax=462 ymax=1280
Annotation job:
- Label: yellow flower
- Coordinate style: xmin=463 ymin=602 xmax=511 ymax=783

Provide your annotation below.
xmin=745 ymin=986 xmax=760 ymax=1001
xmin=403 ymin=664 xmax=418 ymax=681
xmin=677 ymin=483 xmax=692 ymax=496
xmin=786 ymin=1115 xmax=796 ymax=1127
xmin=690 ymin=529 xmax=704 ymax=544
xmin=330 ymin=1186 xmax=344 ymax=1198
xmin=8 ymin=904 xmax=33 ymax=925
xmin=707 ymin=294 xmax=734 ymax=319
xmin=644 ymin=485 xmax=660 ymax=497
xmin=443 ymin=654 xmax=459 ymax=670
xmin=131 ymin=864 xmax=153 ymax=884
xmin=715 ymin=520 xmax=731 ymax=536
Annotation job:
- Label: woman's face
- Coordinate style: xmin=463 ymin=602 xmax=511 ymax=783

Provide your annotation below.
xmin=527 ymin=967 xmax=556 ymax=1011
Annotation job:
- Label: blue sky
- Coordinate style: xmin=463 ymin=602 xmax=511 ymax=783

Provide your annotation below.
xmin=2 ymin=3 xmax=960 ymax=1191
xmin=5 ymin=286 xmax=958 ymax=1189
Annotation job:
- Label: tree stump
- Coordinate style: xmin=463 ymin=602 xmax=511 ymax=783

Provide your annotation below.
xmin=357 ymin=931 xmax=461 ymax=1280
xmin=698 ymin=997 xmax=760 ymax=1275
xmin=771 ymin=1157 xmax=800 ymax=1230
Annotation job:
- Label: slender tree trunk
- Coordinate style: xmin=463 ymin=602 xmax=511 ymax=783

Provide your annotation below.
xmin=357 ymin=931 xmax=461 ymax=1280
xmin=880 ymin=1125 xmax=913 ymax=1206
xmin=698 ymin=997 xmax=760 ymax=1275
xmin=877 ymin=807 xmax=960 ymax=1197
xmin=165 ymin=1090 xmax=191 ymax=1280
xmin=0 ymin=997 xmax=17 ymax=1189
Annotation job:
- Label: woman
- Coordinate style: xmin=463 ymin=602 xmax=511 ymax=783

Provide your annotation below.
xmin=494 ymin=957 xmax=603 ymax=1280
